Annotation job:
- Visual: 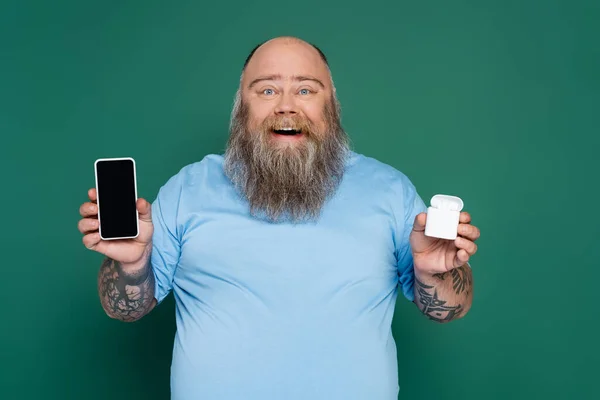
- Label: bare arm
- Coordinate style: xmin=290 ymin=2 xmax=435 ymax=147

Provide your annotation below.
xmin=413 ymin=263 xmax=473 ymax=323
xmin=97 ymin=248 xmax=157 ymax=322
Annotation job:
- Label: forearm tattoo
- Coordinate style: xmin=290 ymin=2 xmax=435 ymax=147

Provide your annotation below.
xmin=433 ymin=266 xmax=473 ymax=296
xmin=414 ymin=277 xmax=463 ymax=322
xmin=415 ymin=266 xmax=472 ymax=322
xmin=98 ymin=257 xmax=155 ymax=322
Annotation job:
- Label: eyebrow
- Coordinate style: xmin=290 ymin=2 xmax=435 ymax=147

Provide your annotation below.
xmin=247 ymin=74 xmax=325 ymax=89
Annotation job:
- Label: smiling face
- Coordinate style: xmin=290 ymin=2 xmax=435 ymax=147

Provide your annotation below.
xmin=223 ymin=37 xmax=350 ymax=223
xmin=241 ymin=39 xmax=332 ymax=148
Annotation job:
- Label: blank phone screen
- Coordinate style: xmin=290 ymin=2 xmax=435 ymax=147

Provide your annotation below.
xmin=95 ymin=159 xmax=138 ymax=239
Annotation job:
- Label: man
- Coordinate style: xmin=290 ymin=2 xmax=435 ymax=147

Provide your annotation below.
xmin=79 ymin=36 xmax=479 ymax=399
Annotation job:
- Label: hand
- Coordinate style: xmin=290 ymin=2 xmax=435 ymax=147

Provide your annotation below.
xmin=409 ymin=211 xmax=480 ymax=275
xmin=77 ymin=188 xmax=154 ymax=264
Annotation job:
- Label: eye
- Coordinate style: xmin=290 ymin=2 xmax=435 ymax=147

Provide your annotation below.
xmin=299 ymin=89 xmax=311 ymax=95
xmin=262 ymin=88 xmax=275 ymax=96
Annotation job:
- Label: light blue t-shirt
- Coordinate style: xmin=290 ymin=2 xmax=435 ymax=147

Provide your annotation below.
xmin=150 ymin=150 xmax=427 ymax=400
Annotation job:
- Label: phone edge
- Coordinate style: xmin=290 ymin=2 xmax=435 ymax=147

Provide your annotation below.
xmin=94 ymin=157 xmax=140 ymax=241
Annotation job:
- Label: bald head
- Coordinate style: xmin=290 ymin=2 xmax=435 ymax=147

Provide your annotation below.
xmin=242 ymin=37 xmax=330 ymax=72
xmin=240 ymin=37 xmax=333 ymax=92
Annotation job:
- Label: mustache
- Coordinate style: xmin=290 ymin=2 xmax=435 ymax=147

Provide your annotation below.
xmin=258 ymin=115 xmax=316 ymax=136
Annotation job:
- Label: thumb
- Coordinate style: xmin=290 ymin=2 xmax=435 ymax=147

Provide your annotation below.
xmin=412 ymin=212 xmax=427 ymax=233
xmin=137 ymin=198 xmax=152 ymax=222
xmin=410 ymin=212 xmax=437 ymax=254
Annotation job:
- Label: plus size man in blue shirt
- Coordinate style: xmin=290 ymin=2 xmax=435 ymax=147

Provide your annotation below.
xmin=79 ymin=36 xmax=480 ymax=399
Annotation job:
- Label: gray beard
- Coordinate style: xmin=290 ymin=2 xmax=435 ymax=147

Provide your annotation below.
xmin=223 ymin=95 xmax=350 ymax=224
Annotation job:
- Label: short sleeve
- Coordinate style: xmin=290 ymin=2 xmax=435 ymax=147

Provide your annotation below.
xmin=150 ymin=172 xmax=184 ymax=304
xmin=394 ymin=177 xmax=428 ymax=302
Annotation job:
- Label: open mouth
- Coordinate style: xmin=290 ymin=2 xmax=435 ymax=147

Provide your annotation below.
xmin=272 ymin=128 xmax=302 ymax=136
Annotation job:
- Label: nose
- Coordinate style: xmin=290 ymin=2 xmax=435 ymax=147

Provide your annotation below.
xmin=274 ymin=92 xmax=297 ymax=115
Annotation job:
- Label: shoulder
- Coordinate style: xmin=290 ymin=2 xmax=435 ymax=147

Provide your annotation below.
xmin=162 ymin=153 xmax=225 ymax=187
xmin=346 ymin=150 xmax=419 ymax=199
xmin=155 ymin=153 xmax=226 ymax=199
xmin=345 ymin=151 xmax=426 ymax=226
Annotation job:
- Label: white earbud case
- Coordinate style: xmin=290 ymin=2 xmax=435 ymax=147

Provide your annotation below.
xmin=424 ymin=194 xmax=464 ymax=240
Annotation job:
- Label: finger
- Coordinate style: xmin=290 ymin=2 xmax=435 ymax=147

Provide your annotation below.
xmin=137 ymin=198 xmax=152 ymax=222
xmin=82 ymin=232 xmax=101 ymax=250
xmin=78 ymin=218 xmax=99 ymax=234
xmin=458 ymin=223 xmax=480 ymax=241
xmin=412 ymin=212 xmax=427 ymax=232
xmin=454 ymin=237 xmax=478 ymax=256
xmin=88 ymin=188 xmax=97 ymax=203
xmin=453 ymin=249 xmax=470 ymax=268
xmin=79 ymin=202 xmax=98 ymax=217
xmin=459 ymin=212 xmax=471 ymax=223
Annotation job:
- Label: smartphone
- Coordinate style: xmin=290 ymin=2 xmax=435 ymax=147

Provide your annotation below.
xmin=93 ymin=157 xmax=139 ymax=240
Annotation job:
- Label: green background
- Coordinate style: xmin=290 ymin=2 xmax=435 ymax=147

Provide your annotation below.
xmin=1 ymin=0 xmax=598 ymax=399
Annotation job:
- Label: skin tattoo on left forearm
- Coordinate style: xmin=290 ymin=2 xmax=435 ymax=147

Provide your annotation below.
xmin=414 ymin=277 xmax=464 ymax=323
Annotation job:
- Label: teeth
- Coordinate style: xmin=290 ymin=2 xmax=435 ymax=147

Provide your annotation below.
xmin=273 ymin=127 xmax=301 ymax=135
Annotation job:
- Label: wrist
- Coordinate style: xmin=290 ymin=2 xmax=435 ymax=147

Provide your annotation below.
xmin=118 ymin=260 xmax=151 ymax=286
xmin=414 ymin=268 xmax=436 ymax=284
xmin=413 ymin=262 xmax=448 ymax=285
xmin=413 ymin=260 xmax=436 ymax=278
xmin=119 ymin=244 xmax=152 ymax=276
